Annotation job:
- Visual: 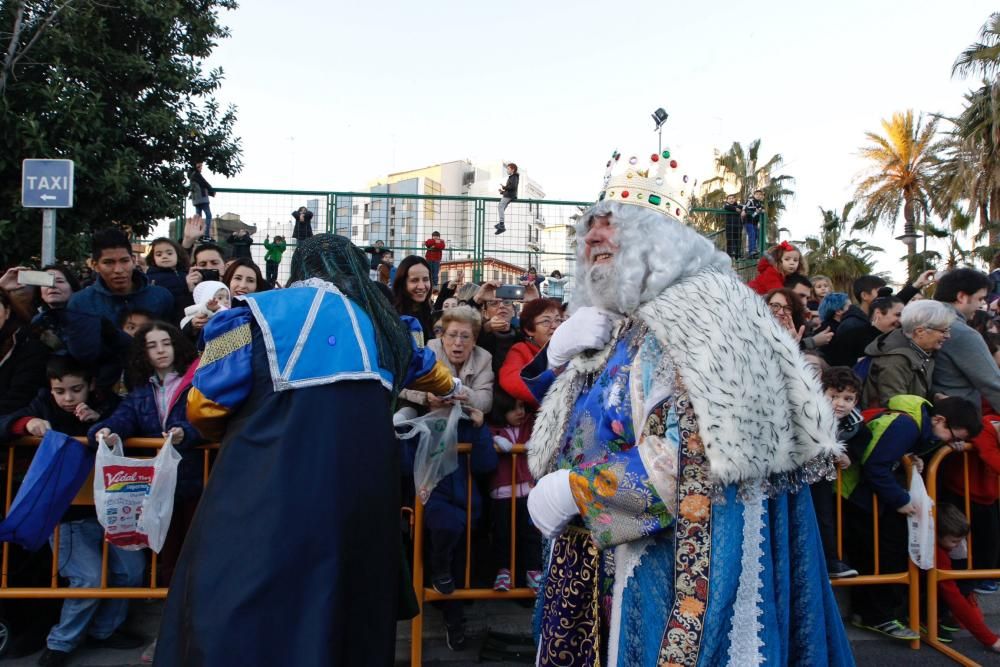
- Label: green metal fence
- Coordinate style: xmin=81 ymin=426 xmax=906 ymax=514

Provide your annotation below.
xmin=174 ymin=191 xmax=766 ymax=289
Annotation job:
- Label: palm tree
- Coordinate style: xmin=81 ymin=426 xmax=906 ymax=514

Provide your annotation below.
xmin=939 ymin=14 xmax=1000 ymax=251
xmin=854 ymin=110 xmax=941 ymax=278
xmin=701 ymin=139 xmax=795 ymax=242
xmin=802 ymin=202 xmax=881 ymax=292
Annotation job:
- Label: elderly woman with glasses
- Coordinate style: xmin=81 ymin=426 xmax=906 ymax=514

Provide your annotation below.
xmin=400 ymin=305 xmax=495 ymax=415
xmin=499 ymin=298 xmax=562 ymax=409
xmin=861 ymin=300 xmax=954 ymax=409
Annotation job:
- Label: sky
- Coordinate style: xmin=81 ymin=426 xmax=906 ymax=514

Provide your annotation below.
xmin=202 ymin=0 xmax=996 ymax=283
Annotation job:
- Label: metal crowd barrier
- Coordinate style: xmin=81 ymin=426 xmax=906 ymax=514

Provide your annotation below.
xmin=409 ymin=443 xmax=533 ymax=666
xmin=0 ymin=436 xmax=218 ymax=600
xmin=925 ymin=447 xmax=1000 ymax=666
xmin=830 ymin=462 xmax=921 ymax=650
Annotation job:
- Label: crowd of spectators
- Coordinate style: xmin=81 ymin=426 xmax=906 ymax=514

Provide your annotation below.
xmin=7 ymin=222 xmax=1000 ymax=659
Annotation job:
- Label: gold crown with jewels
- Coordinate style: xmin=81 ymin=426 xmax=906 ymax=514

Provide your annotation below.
xmin=598 ymin=149 xmax=691 ymax=219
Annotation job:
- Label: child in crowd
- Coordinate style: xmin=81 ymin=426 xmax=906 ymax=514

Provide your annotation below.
xmin=748 ymin=240 xmax=807 ymax=295
xmin=120 ymin=309 xmax=154 ymax=338
xmin=813 ymin=367 xmax=868 ymax=579
xmin=179 ymin=280 xmax=230 ymax=338
xmin=840 ymin=395 xmax=981 ymax=640
xmin=377 ymin=250 xmax=395 ymax=286
xmin=811 ymin=275 xmax=833 ymax=311
xmin=0 ymin=357 xmax=142 ymax=666
xmin=145 ymin=238 xmax=190 ymax=306
xmin=263 ymin=235 xmax=287 ymax=286
xmin=935 ymin=503 xmax=1000 ymax=650
xmin=488 ymin=390 xmax=542 ymax=593
xmin=90 ymin=322 xmax=202 ymax=588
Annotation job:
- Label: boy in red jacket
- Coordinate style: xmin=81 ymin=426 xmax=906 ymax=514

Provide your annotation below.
xmin=936 ymin=503 xmax=1000 ymax=651
xmin=424 ymin=231 xmax=445 ymax=287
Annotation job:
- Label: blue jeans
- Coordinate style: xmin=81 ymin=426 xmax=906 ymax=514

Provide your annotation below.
xmin=428 ymin=260 xmax=440 ymax=287
xmin=195 ymin=202 xmax=213 ymax=238
xmin=46 ymin=518 xmax=146 ymax=652
xmin=745 ymin=221 xmax=758 ymax=255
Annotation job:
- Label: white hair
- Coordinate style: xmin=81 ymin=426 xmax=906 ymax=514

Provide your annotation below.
xmin=900 ymin=299 xmax=954 ymax=335
xmin=571 ymin=201 xmax=733 ymax=314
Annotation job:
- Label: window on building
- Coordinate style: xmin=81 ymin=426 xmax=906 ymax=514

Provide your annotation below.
xmin=352 ymin=205 xmax=359 ymax=214
xmin=440 ymin=271 xmax=449 ymax=283
xmin=493 ymin=270 xmax=500 ymax=281
xmin=352 ymin=226 xmax=358 ymax=237
xmin=364 ymin=203 xmax=370 ymax=220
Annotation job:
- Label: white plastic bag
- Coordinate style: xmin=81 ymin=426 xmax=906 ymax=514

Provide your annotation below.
xmin=94 ymin=433 xmax=181 ymax=552
xmin=907 ymin=472 xmax=935 ymax=570
xmin=395 ymin=403 xmax=463 ymax=504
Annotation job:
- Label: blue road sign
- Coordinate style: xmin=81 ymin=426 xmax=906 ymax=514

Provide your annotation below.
xmin=22 ymin=159 xmax=74 ymax=208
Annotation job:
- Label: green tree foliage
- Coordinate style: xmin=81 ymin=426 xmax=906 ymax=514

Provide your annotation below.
xmin=0 ymin=0 xmax=242 ymax=266
xmin=802 ymin=202 xmax=881 ymax=293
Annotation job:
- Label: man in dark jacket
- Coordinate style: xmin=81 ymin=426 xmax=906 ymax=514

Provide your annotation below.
xmin=723 ymin=194 xmax=743 ymax=258
xmin=226 ymin=229 xmax=253 ymax=261
xmin=68 ymin=230 xmax=174 ymax=326
xmin=495 ymin=162 xmax=519 ymax=235
xmin=291 ymin=206 xmax=314 ymax=241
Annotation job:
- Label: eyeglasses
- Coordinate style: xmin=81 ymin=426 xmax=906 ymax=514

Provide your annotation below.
xmin=768 ymin=303 xmax=793 ymax=315
xmin=484 ymin=300 xmax=514 ymax=309
xmin=925 ymin=326 xmax=951 ymax=335
xmin=444 ymin=332 xmax=473 ymax=342
xmin=533 ymin=317 xmax=559 ymax=328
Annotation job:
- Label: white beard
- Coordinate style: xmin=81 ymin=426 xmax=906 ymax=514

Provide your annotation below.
xmin=584 ymin=262 xmax=624 ymax=313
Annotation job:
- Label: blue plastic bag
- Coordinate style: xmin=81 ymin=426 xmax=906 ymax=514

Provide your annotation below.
xmin=0 ymin=430 xmax=95 ymax=551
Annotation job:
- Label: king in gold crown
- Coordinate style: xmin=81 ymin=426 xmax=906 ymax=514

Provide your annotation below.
xmin=598 ymin=149 xmax=691 ymax=219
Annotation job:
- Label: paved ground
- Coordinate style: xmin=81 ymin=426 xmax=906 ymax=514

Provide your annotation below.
xmin=3 ymin=590 xmax=1000 ymax=665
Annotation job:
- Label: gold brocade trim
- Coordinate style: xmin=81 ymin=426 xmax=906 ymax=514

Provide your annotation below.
xmin=538 ymin=530 xmax=602 ymax=666
xmin=658 ymin=383 xmax=711 ymax=667
xmin=198 ymin=323 xmax=252 ymax=368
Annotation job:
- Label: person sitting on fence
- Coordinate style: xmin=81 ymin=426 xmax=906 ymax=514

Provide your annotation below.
xmin=860 ymin=300 xmax=953 ymax=409
xmin=935 ymin=502 xmax=1000 ymax=651
xmin=225 ymin=228 xmax=253 ymax=261
xmin=487 ymin=389 xmax=542 ymax=594
xmin=0 ymin=356 xmax=142 ymax=667
xmin=940 ymin=413 xmax=1000 ymax=595
xmin=495 ymin=162 xmax=518 ymax=235
xmin=812 ymin=366 xmax=868 ymax=580
xmin=748 ymin=240 xmax=807 ymax=295
xmin=838 ymin=394 xmax=980 ymax=640
xmin=262 ymin=235 xmax=287 ymax=286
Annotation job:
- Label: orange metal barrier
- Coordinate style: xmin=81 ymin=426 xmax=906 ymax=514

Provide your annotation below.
xmin=925 ymin=446 xmax=1000 ymax=667
xmin=410 ymin=443 xmax=533 ymax=666
xmin=0 ymin=436 xmax=218 ymax=600
xmin=830 ymin=461 xmax=921 ymax=650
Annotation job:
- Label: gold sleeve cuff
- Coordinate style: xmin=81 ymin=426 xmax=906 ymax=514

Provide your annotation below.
xmin=406 ymin=360 xmax=455 ymax=396
xmin=187 ymin=386 xmax=232 ymax=442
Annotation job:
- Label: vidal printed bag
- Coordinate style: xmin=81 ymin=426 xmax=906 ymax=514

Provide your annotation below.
xmin=94 ymin=433 xmax=181 ymax=552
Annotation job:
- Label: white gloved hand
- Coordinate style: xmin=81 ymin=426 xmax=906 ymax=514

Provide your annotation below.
xmin=527 ymin=469 xmax=579 ymax=539
xmin=493 ymin=435 xmax=514 ymax=453
xmin=545 ymin=306 xmax=618 ymax=369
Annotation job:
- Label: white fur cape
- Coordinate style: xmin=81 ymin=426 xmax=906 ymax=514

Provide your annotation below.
xmin=527 ymin=269 xmax=840 ymax=491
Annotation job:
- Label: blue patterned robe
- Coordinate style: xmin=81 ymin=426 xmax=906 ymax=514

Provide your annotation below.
xmin=528 ymin=322 xmax=854 ymax=666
